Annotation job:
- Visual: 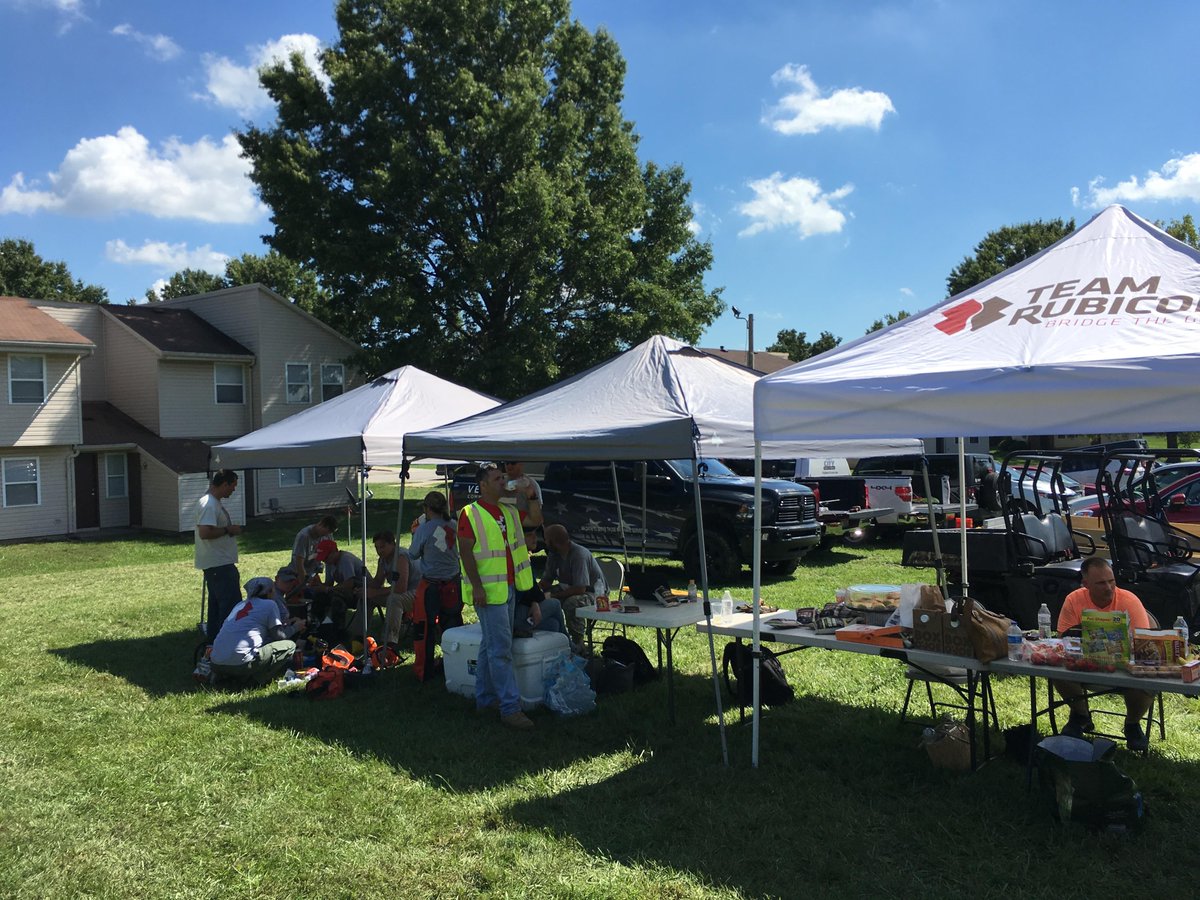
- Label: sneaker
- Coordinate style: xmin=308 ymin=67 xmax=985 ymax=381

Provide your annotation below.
xmin=500 ymin=710 xmax=535 ymax=730
xmin=193 ymin=647 xmax=213 ymax=684
xmin=1061 ymin=712 xmax=1093 ymax=740
xmin=1124 ymin=721 xmax=1149 ymax=752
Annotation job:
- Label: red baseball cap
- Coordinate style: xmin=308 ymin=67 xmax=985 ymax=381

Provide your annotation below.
xmin=314 ymin=538 xmax=338 ymax=562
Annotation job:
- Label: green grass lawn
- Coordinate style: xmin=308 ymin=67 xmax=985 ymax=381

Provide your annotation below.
xmin=3 ymin=512 xmax=1199 ymax=898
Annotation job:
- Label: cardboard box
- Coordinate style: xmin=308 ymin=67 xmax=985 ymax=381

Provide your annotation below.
xmin=1081 ymin=609 xmax=1131 ymax=670
xmin=912 ymin=609 xmax=944 ymax=653
xmin=1182 ymin=660 xmax=1200 ymax=683
xmin=942 ymin=613 xmax=975 ymax=659
xmin=1132 ymin=629 xmax=1186 ymax=666
xmin=835 ymin=624 xmax=904 ymax=649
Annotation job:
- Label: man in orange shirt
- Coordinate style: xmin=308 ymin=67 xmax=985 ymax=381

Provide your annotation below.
xmin=1054 ymin=557 xmax=1152 ymax=750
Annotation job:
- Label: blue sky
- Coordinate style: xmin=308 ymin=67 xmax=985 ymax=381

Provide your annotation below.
xmin=4 ymin=1 xmax=1200 ymax=354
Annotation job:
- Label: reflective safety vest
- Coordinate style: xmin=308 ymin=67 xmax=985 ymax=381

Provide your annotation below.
xmin=459 ymin=502 xmax=533 ymax=604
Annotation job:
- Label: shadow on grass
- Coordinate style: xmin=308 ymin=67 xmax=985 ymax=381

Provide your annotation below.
xmin=51 ymin=628 xmax=206 ymax=697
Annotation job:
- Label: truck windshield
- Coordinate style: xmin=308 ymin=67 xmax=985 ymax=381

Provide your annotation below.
xmin=666 ymin=458 xmax=740 ymax=479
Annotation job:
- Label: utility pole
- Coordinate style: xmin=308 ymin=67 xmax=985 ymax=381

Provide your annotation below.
xmin=732 ymin=307 xmax=754 ymax=370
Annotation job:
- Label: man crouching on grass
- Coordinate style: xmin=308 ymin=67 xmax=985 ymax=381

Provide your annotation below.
xmin=458 ymin=462 xmax=541 ymax=729
xmin=210 ymin=595 xmax=307 ymax=687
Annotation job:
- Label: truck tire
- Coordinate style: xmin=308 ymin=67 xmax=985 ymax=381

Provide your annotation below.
xmin=763 ymin=558 xmax=801 ymax=576
xmin=683 ymin=531 xmax=739 ymax=582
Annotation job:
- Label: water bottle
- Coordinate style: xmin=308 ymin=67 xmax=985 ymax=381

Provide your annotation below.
xmin=1037 ymin=603 xmax=1052 ymax=640
xmin=687 ymin=579 xmax=698 ymax=602
xmin=720 ymin=590 xmax=733 ymax=624
xmin=1174 ymin=616 xmax=1190 ymax=660
xmin=1007 ymin=620 xmax=1024 ymax=661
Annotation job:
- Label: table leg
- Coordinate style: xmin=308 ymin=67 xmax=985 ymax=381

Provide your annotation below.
xmin=966 ymin=671 xmax=978 ymax=772
xmin=585 ymin=618 xmax=595 ymax=654
xmin=663 ymin=628 xmax=676 ymax=726
xmin=1025 ymin=675 xmax=1038 ymax=791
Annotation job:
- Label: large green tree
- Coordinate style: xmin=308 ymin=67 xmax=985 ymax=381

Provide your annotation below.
xmin=237 ymin=0 xmax=721 ymax=397
xmin=0 ymin=238 xmax=108 ymax=304
xmin=865 ymin=310 xmax=910 ymax=334
xmin=1157 ymin=213 xmax=1199 ymax=248
xmin=768 ymin=328 xmax=840 ymax=362
xmin=945 ymin=218 xmax=1074 ymax=298
xmin=149 ymin=251 xmax=330 ymax=313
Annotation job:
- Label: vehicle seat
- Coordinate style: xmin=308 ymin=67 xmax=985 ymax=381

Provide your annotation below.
xmin=1110 ymin=513 xmax=1199 ymax=587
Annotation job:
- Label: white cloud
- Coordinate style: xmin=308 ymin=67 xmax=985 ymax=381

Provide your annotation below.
xmin=1079 ymin=153 xmax=1200 ymax=207
xmin=737 ymin=173 xmax=853 ymax=238
xmin=764 ymin=64 xmax=895 ymax=136
xmin=199 ymin=33 xmax=327 ymax=117
xmin=112 ymin=23 xmax=181 ymax=61
xmin=0 ymin=126 xmax=264 ymax=223
xmin=899 ymin=287 xmax=914 ymax=297
xmin=105 ymin=238 xmax=229 ymax=275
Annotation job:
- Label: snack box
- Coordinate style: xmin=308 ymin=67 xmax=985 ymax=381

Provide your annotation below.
xmin=1080 ymin=609 xmax=1131 ymax=670
xmin=834 ymin=623 xmax=904 ymax=649
xmin=1132 ymin=629 xmax=1187 ymax=666
xmin=1183 ymin=659 xmax=1200 ymax=683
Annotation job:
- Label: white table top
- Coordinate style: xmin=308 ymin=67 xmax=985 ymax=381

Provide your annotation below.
xmin=577 ymin=600 xmax=708 ymax=630
xmin=697 ymin=610 xmax=988 ymax=671
xmin=989 ymin=657 xmax=1200 ymax=696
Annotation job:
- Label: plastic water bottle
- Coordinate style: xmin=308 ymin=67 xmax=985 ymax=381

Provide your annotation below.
xmin=1174 ymin=616 xmax=1190 ymax=660
xmin=687 ymin=579 xmax=698 ymax=602
xmin=720 ymin=590 xmax=733 ymax=624
xmin=1037 ymin=603 xmax=1053 ymax=640
xmin=1007 ymin=621 xmax=1024 ymax=661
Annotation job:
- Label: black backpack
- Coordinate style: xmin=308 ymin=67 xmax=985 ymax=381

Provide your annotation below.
xmin=722 ymin=641 xmax=793 ymax=707
xmin=601 ymin=635 xmax=658 ymax=685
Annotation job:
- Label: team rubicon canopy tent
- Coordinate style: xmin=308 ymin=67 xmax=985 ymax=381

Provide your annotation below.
xmin=406 ymin=334 xmax=920 ymax=763
xmin=748 ymin=204 xmax=1200 ymax=766
xmin=210 ymin=365 xmax=500 ymax=649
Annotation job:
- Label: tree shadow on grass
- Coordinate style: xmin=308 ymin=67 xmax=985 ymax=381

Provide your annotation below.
xmin=51 ymin=628 xmax=206 ymax=697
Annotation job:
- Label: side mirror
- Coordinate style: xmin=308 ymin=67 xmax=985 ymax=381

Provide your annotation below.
xmin=1169 ymin=493 xmax=1187 ymax=510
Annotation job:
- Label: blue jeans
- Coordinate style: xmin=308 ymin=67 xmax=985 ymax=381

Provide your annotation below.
xmin=475 ymin=587 xmax=519 ymax=715
xmin=204 ymin=564 xmax=242 ymax=643
xmin=516 ymin=597 xmax=566 ymax=636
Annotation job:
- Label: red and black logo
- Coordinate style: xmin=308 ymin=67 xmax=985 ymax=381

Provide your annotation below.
xmin=935 ymin=297 xmax=1012 ymax=335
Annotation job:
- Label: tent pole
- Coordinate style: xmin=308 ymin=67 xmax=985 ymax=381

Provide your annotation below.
xmin=610 ymin=462 xmax=631 ymax=570
xmin=752 ymin=441 xmax=762 ymax=768
xmin=694 ymin=444 xmax=728 ymax=767
xmin=920 ymin=458 xmax=946 ymax=595
xmin=395 ymin=463 xmax=408 ymax=539
xmin=958 ymin=438 xmax=969 ymax=595
xmin=641 ymin=462 xmax=648 ymax=572
xmin=360 ymin=465 xmax=369 ymax=657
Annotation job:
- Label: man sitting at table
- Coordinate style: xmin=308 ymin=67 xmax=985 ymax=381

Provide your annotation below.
xmin=1053 ymin=557 xmax=1153 ymax=750
xmin=537 ymin=523 xmax=606 ymax=649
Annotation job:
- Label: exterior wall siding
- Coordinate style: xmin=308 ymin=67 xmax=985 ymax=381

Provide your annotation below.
xmin=102 ymin=314 xmax=160 ymax=432
xmin=35 ymin=303 xmax=107 ymax=401
xmin=178 ymin=471 xmax=246 ymax=533
xmin=139 ymin=456 xmax=182 ymax=532
xmin=254 ymin=466 xmax=356 ymax=518
xmin=158 ymin=360 xmax=252 ymax=439
xmin=0 ymin=447 xmax=72 ymax=540
xmin=0 ymin=353 xmax=83 ymax=446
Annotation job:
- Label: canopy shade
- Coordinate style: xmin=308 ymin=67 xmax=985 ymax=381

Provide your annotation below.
xmin=212 ymin=366 xmax=500 ymax=469
xmin=755 ymin=206 xmax=1200 ymax=442
xmin=405 ymin=335 xmax=923 ymax=462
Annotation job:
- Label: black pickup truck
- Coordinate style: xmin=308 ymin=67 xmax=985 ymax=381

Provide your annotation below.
xmin=450 ymin=458 xmax=822 ymax=579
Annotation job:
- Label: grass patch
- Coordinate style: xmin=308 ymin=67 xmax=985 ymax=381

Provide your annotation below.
xmin=3 ymin=530 xmax=1199 ymax=898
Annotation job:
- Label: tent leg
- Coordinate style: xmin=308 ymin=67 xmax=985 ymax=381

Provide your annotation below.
xmin=361 ymin=466 xmax=370 ymax=657
xmin=752 ymin=442 xmax=762 ymax=768
xmin=694 ymin=448 xmax=728 ymax=767
xmin=610 ymin=462 xmax=631 ymax=571
xmin=957 ymin=437 xmax=969 ymax=596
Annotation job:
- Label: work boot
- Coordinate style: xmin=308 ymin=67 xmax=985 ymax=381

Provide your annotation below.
xmin=1061 ymin=712 xmax=1093 ymax=740
xmin=500 ymin=710 xmax=535 ymax=730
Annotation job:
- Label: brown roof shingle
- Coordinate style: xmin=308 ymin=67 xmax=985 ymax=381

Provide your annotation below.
xmin=0 ymin=296 xmax=94 ymax=349
xmin=104 ymin=305 xmax=252 ymax=357
xmin=80 ymin=401 xmax=216 ymax=474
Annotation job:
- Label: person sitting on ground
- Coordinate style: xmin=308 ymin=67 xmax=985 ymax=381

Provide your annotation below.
xmin=209 ymin=594 xmax=306 ymax=686
xmin=291 ymin=515 xmax=339 ymax=584
xmin=313 ymin=538 xmax=369 ymax=598
xmin=514 ymin=589 xmax=567 ymax=639
xmin=244 ymin=566 xmax=305 ymax=622
xmin=1053 ymin=557 xmax=1153 ymax=750
xmin=408 ymin=491 xmax=465 ymax=681
xmin=537 ymin=523 xmax=606 ymax=649
xmin=358 ymin=530 xmax=423 ymax=655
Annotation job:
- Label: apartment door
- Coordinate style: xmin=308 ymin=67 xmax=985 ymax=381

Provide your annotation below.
xmin=74 ymin=453 xmax=100 ymax=529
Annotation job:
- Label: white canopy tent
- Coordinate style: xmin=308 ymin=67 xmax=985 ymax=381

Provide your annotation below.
xmin=211 ymin=365 xmax=500 ymax=654
xmin=749 ymin=204 xmax=1200 ymax=765
xmin=408 ymin=335 xmax=921 ymax=763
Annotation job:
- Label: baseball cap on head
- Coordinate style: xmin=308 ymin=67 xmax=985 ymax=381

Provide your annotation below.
xmin=314 ymin=538 xmax=338 ymax=562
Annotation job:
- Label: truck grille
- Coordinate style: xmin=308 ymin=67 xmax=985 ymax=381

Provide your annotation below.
xmin=776 ymin=494 xmax=816 ymax=525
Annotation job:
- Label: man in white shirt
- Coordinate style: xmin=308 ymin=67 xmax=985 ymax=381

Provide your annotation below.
xmin=210 ymin=596 xmax=305 ymax=685
xmin=194 ymin=470 xmax=243 ymax=643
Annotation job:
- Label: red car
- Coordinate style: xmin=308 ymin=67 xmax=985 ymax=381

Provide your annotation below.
xmin=1074 ymin=470 xmax=1200 ymax=524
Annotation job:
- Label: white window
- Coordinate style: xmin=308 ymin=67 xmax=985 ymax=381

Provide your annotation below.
xmin=9 ymin=355 xmax=46 ymax=404
xmin=279 ymin=468 xmax=304 ymax=487
xmin=3 ymin=457 xmax=40 ymax=507
xmin=285 ymin=363 xmax=311 ymax=404
xmin=321 ymin=364 xmax=344 ymax=402
xmin=214 ymin=364 xmax=245 ymax=404
xmin=314 ymin=466 xmax=336 ymax=484
xmin=105 ymin=453 xmax=128 ymax=499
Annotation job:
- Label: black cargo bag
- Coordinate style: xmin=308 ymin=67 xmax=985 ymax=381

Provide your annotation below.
xmin=601 ymin=635 xmax=658 ymax=685
xmin=722 ymin=641 xmax=793 ymax=707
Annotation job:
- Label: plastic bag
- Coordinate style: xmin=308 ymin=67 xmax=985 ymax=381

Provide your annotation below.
xmin=544 ymin=651 xmax=597 ymax=716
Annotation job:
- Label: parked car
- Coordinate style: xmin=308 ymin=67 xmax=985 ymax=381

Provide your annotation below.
xmin=1073 ymin=469 xmax=1200 ymax=524
xmin=1004 ymin=468 xmax=1079 ymax=512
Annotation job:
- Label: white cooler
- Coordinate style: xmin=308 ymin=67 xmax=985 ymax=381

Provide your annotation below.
xmin=441 ymin=623 xmax=570 ymax=710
